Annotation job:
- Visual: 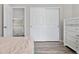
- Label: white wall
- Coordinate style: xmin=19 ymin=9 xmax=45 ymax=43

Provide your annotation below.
xmin=0 ymin=4 xmax=2 ymax=37
xmin=64 ymin=4 xmax=72 ymax=18
xmin=0 ymin=4 xmax=74 ymax=41
xmin=9 ymin=4 xmax=64 ymax=41
xmin=72 ymin=4 xmax=79 ymax=17
xmin=63 ymin=4 xmax=79 ymax=18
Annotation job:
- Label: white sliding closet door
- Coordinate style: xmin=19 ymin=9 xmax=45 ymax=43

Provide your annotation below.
xmin=30 ymin=7 xmax=59 ymax=41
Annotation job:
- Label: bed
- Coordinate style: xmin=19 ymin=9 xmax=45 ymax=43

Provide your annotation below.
xmin=0 ymin=37 xmax=34 ymax=54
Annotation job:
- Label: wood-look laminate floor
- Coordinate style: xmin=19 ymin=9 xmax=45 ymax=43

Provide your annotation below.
xmin=34 ymin=41 xmax=76 ymax=54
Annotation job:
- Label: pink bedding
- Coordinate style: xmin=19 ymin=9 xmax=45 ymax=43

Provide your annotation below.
xmin=0 ymin=37 xmax=34 ymax=54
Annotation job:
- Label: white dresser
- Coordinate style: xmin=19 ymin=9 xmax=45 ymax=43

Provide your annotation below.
xmin=64 ymin=17 xmax=79 ymax=53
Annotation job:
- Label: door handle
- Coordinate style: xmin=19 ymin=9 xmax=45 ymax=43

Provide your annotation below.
xmin=30 ymin=25 xmax=32 ymax=28
xmin=58 ymin=25 xmax=59 ymax=28
xmin=4 ymin=26 xmax=7 ymax=28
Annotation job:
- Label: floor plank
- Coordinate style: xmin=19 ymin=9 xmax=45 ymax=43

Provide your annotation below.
xmin=34 ymin=41 xmax=76 ymax=54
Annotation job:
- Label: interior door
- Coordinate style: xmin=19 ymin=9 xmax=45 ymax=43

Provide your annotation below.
xmin=30 ymin=7 xmax=59 ymax=41
xmin=4 ymin=5 xmax=26 ymax=37
xmin=4 ymin=5 xmax=12 ymax=37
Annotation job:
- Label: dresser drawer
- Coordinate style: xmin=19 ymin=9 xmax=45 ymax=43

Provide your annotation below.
xmin=66 ymin=31 xmax=79 ymax=39
xmin=65 ymin=27 xmax=79 ymax=33
xmin=74 ymin=39 xmax=79 ymax=45
xmin=76 ymin=45 xmax=79 ymax=51
xmin=65 ymin=34 xmax=79 ymax=43
xmin=65 ymin=19 xmax=79 ymax=26
xmin=66 ymin=40 xmax=77 ymax=51
xmin=65 ymin=19 xmax=79 ymax=24
xmin=64 ymin=18 xmax=79 ymax=53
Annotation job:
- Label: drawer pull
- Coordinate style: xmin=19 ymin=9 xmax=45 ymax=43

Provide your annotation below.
xmin=76 ymin=40 xmax=78 ymax=42
xmin=76 ymin=35 xmax=79 ymax=37
xmin=4 ymin=26 xmax=7 ymax=28
xmin=76 ymin=47 xmax=78 ymax=48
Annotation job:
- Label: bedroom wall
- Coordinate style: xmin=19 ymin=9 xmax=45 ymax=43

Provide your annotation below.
xmin=72 ymin=4 xmax=79 ymax=17
xmin=10 ymin=4 xmax=64 ymax=41
xmin=0 ymin=4 xmax=73 ymax=41
xmin=63 ymin=4 xmax=72 ymax=18
xmin=63 ymin=4 xmax=79 ymax=18
xmin=0 ymin=4 xmax=2 ymax=37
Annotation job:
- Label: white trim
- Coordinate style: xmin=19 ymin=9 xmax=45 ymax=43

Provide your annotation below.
xmin=30 ymin=6 xmax=61 ymax=8
xmin=11 ymin=6 xmax=26 ymax=8
xmin=24 ymin=7 xmax=27 ymax=36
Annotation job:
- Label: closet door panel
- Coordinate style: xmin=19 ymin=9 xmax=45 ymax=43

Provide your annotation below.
xmin=30 ymin=7 xmax=59 ymax=41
